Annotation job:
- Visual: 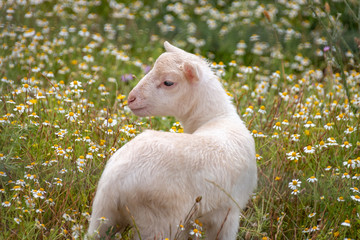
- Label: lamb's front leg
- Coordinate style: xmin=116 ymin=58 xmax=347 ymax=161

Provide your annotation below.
xmin=87 ymin=187 xmax=125 ymax=239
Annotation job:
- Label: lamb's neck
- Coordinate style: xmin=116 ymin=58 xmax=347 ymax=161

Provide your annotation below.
xmin=179 ymin=97 xmax=237 ymax=134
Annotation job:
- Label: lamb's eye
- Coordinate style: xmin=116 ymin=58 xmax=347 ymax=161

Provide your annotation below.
xmin=163 ymin=81 xmax=174 ymax=87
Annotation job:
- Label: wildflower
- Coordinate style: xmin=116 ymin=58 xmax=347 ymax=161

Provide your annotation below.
xmin=273 ymin=122 xmax=281 ymax=130
xmin=178 ymin=224 xmax=185 ymax=231
xmin=310 ymin=226 xmax=319 ymax=232
xmin=89 ymin=145 xmax=99 ymax=152
xmin=304 ymin=145 xmax=315 ymax=154
xmin=337 ymin=196 xmax=345 ymax=202
xmin=344 ymin=126 xmax=356 ymax=134
xmin=353 ymin=174 xmax=360 ymax=180
xmin=79 ymin=28 xmax=90 ymax=37
xmin=291 ymin=189 xmax=300 ymax=195
xmin=351 ymin=195 xmax=360 ymax=202
xmin=14 ymin=218 xmax=21 ymax=224
xmin=308 ymin=212 xmax=316 ymax=218
xmin=279 ymin=91 xmax=289 ymax=101
xmin=307 ymin=176 xmax=318 ymax=183
xmin=98 ymin=216 xmax=108 ymax=222
xmin=103 ymin=118 xmax=117 ymax=127
xmin=316 ymin=140 xmax=327 ymax=149
xmin=290 ymin=134 xmax=300 ymax=142
xmin=36 ymin=209 xmax=44 ymax=213
xmin=343 ymin=159 xmax=357 ymax=169
xmin=341 ymin=219 xmax=351 ymax=227
xmin=258 ymin=106 xmax=266 ymax=114
xmin=2 ymin=201 xmax=11 ymax=207
xmin=289 ymin=179 xmax=301 ymax=190
xmin=327 ymin=137 xmax=338 ymax=146
xmin=70 ymin=80 xmax=82 ymax=89
xmin=12 ymin=186 xmax=22 ymax=191
xmin=189 ymin=228 xmax=202 ymax=237
xmin=342 ymin=173 xmax=351 ymax=179
xmin=245 ymin=106 xmax=254 ymax=113
xmin=286 ymin=151 xmax=301 ymax=161
xmin=350 ymin=187 xmax=360 ymax=193
xmin=282 ymin=119 xmax=289 ymax=125
xmin=341 ymin=141 xmax=352 ymax=149
xmin=314 ymin=112 xmax=321 ymax=119
xmin=32 ymin=66 xmax=40 ymax=72
xmin=304 ymin=121 xmax=315 ymax=128
xmin=65 ymin=112 xmax=78 ymax=121
xmin=272 ymin=132 xmax=279 ymax=138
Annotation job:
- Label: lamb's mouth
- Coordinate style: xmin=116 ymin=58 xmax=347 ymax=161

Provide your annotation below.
xmin=130 ymin=106 xmax=148 ymax=116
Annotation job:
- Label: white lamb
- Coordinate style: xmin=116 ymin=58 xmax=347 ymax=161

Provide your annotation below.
xmin=87 ymin=42 xmax=257 ymax=240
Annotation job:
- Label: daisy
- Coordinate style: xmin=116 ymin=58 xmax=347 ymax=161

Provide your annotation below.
xmin=304 ymin=145 xmax=315 ymax=154
xmin=304 ymin=121 xmax=315 ymax=128
xmin=273 ymin=122 xmax=281 ymax=130
xmin=341 ymin=141 xmax=352 ymax=149
xmin=344 ymin=126 xmax=356 ymax=134
xmin=2 ymin=201 xmax=11 ymax=207
xmin=342 ymin=173 xmax=351 ymax=179
xmin=14 ymin=218 xmax=21 ymax=224
xmin=189 ymin=228 xmax=202 ymax=238
xmin=337 ymin=196 xmax=345 ymax=202
xmin=352 ymin=174 xmax=360 ymax=180
xmin=350 ymin=187 xmax=359 ymax=193
xmin=70 ymin=80 xmax=82 ymax=89
xmin=327 ymin=137 xmax=338 ymax=146
xmin=290 ymin=134 xmax=300 ymax=142
xmin=65 ymin=112 xmax=78 ymax=121
xmin=279 ymin=91 xmax=289 ymax=101
xmin=307 ymin=176 xmax=318 ymax=183
xmin=341 ymin=219 xmax=351 ymax=227
xmin=351 ymin=195 xmax=360 ymax=202
xmin=308 ymin=212 xmax=316 ymax=218
xmin=324 ymin=123 xmax=333 ymax=130
xmin=313 ymin=112 xmax=322 ymax=119
xmin=258 ymin=106 xmax=266 ymax=114
xmin=289 ymin=179 xmax=301 ymax=190
xmin=310 ymin=226 xmax=319 ymax=232
xmin=286 ymin=151 xmax=301 ymax=161
xmin=98 ymin=216 xmax=108 ymax=222
xmin=316 ymin=140 xmax=327 ymax=149
xmin=343 ymin=159 xmax=357 ymax=169
xmin=272 ymin=132 xmax=279 ymax=138
xmin=103 ymin=118 xmax=117 ymax=127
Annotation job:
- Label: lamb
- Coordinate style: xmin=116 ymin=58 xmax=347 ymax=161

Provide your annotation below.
xmin=87 ymin=41 xmax=257 ymax=240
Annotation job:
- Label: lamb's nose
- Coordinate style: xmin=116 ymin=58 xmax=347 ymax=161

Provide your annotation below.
xmin=128 ymin=95 xmax=136 ymax=104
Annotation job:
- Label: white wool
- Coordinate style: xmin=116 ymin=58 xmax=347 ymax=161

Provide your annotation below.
xmin=87 ymin=42 xmax=257 ymax=240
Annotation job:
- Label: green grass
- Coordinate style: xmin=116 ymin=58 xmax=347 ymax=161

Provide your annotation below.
xmin=0 ymin=0 xmax=360 ymax=239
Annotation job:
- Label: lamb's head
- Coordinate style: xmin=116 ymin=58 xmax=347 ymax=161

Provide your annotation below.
xmin=128 ymin=41 xmax=206 ymax=119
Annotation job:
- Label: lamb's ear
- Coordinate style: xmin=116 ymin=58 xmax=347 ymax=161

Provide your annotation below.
xmin=164 ymin=41 xmax=184 ymax=53
xmin=182 ymin=62 xmax=201 ymax=83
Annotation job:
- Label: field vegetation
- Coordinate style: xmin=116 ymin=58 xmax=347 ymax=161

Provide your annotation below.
xmin=0 ymin=0 xmax=359 ymax=239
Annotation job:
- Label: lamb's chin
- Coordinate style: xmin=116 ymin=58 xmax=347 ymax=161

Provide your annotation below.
xmin=130 ymin=107 xmax=150 ymax=117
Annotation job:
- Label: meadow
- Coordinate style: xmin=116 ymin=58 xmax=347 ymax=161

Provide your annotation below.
xmin=0 ymin=0 xmax=360 ymax=239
